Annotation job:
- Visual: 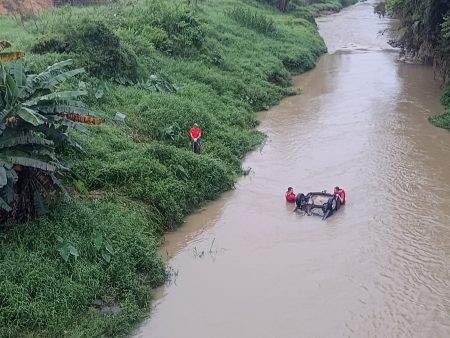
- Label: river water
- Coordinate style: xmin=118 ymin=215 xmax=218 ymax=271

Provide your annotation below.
xmin=135 ymin=1 xmax=450 ymax=337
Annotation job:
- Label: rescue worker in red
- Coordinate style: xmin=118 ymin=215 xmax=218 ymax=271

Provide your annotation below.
xmin=285 ymin=187 xmax=296 ymax=203
xmin=334 ymin=186 xmax=346 ymax=204
xmin=190 ymin=123 xmax=202 ymax=154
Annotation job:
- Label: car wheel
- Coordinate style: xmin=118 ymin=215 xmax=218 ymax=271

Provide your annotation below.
xmin=296 ymin=193 xmax=306 ymax=210
xmin=331 ymin=198 xmax=337 ymax=211
xmin=335 ymin=197 xmax=341 ymax=211
xmin=322 ymin=197 xmax=335 ymax=220
xmin=326 ymin=197 xmax=335 ymax=214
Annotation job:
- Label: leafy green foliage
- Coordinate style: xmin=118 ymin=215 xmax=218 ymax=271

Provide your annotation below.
xmin=73 ymin=179 xmax=88 ymax=194
xmin=141 ymin=73 xmax=178 ymax=93
xmin=93 ymin=233 xmax=115 ymax=263
xmin=56 ymin=235 xmax=80 ymax=262
xmin=0 ymin=56 xmax=98 ymax=225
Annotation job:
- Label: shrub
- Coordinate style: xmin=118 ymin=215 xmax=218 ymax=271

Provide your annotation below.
xmin=153 ymin=3 xmax=205 ymax=55
xmin=429 ymin=109 xmax=450 ymax=129
xmin=32 ymin=20 xmax=139 ymax=82
xmin=112 ymin=2 xmax=205 ymax=56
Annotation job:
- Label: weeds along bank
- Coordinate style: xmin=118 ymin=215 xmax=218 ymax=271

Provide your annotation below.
xmin=0 ymin=0 xmax=349 ymax=336
xmin=432 ymin=85 xmax=450 ymax=129
xmin=301 ymin=0 xmax=358 ymax=15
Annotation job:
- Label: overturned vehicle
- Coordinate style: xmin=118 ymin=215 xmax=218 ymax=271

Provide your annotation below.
xmin=294 ymin=191 xmax=341 ymax=220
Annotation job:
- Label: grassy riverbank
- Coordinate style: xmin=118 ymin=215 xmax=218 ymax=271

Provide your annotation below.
xmin=0 ymin=0 xmax=353 ymax=336
xmin=429 ymin=85 xmax=450 ymax=129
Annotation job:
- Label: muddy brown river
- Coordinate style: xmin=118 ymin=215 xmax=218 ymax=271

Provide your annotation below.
xmin=135 ymin=1 xmax=450 ymax=337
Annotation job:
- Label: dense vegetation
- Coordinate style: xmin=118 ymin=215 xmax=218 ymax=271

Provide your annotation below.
xmin=298 ymin=0 xmax=359 ymax=14
xmin=429 ymin=84 xmax=450 ymax=129
xmin=386 ymin=0 xmax=450 ymax=129
xmin=0 ymin=53 xmax=103 ymax=225
xmin=0 ymin=0 xmax=356 ymax=336
xmin=256 ymin=0 xmax=358 ymax=14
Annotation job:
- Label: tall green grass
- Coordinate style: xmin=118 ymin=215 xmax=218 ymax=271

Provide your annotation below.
xmin=225 ymin=6 xmax=278 ymax=36
xmin=0 ymin=0 xmax=350 ymax=336
xmin=0 ymin=198 xmax=166 ymax=337
xmin=307 ymin=0 xmax=359 ymax=15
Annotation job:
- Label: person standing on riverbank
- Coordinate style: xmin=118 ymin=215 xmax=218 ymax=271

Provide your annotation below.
xmin=190 ymin=123 xmax=202 ymax=154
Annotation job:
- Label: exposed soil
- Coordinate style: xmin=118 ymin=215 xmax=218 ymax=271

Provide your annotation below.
xmin=0 ymin=0 xmax=53 ymax=15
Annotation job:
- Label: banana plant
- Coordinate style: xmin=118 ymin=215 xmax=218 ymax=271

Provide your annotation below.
xmin=0 ymin=43 xmax=100 ymax=225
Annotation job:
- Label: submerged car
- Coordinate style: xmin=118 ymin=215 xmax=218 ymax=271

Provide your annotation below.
xmin=294 ymin=191 xmax=341 ymax=220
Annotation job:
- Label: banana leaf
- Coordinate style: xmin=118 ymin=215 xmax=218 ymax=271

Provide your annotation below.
xmin=5 ymin=156 xmax=57 ymax=172
xmin=0 ymin=195 xmax=11 ymax=212
xmin=34 ymin=126 xmax=83 ymax=151
xmin=1 ymin=182 xmax=16 ymax=204
xmin=5 ymin=74 xmax=19 ymax=104
xmin=23 ymin=90 xmax=87 ymax=107
xmin=28 ymin=59 xmax=74 ymax=87
xmin=46 ymin=68 xmax=85 ymax=89
xmin=37 ymin=104 xmax=99 ymax=117
xmin=50 ymin=173 xmax=70 ymax=198
xmin=0 ymin=166 xmax=6 ymax=187
xmin=42 ymin=59 xmax=74 ymax=73
xmin=13 ymin=60 xmax=25 ymax=88
xmin=17 ymin=107 xmax=47 ymax=126
xmin=0 ymin=160 xmax=13 ymax=169
xmin=6 ymin=168 xmax=17 ymax=184
xmin=60 ymin=119 xmax=88 ymax=133
xmin=0 ymin=132 xmax=53 ymax=149
xmin=0 ymin=109 xmax=9 ymax=123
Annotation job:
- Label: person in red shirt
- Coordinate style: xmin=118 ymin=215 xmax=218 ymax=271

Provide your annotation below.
xmin=334 ymin=186 xmax=346 ymax=205
xmin=190 ymin=123 xmax=202 ymax=154
xmin=285 ymin=187 xmax=296 ymax=203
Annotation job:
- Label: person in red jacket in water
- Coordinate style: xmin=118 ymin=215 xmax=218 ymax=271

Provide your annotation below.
xmin=334 ymin=186 xmax=346 ymax=204
xmin=285 ymin=187 xmax=296 ymax=203
xmin=190 ymin=123 xmax=202 ymax=154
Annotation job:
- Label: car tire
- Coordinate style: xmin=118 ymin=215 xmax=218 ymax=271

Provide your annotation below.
xmin=326 ymin=197 xmax=335 ymax=214
xmin=335 ymin=197 xmax=341 ymax=211
xmin=296 ymin=193 xmax=306 ymax=210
